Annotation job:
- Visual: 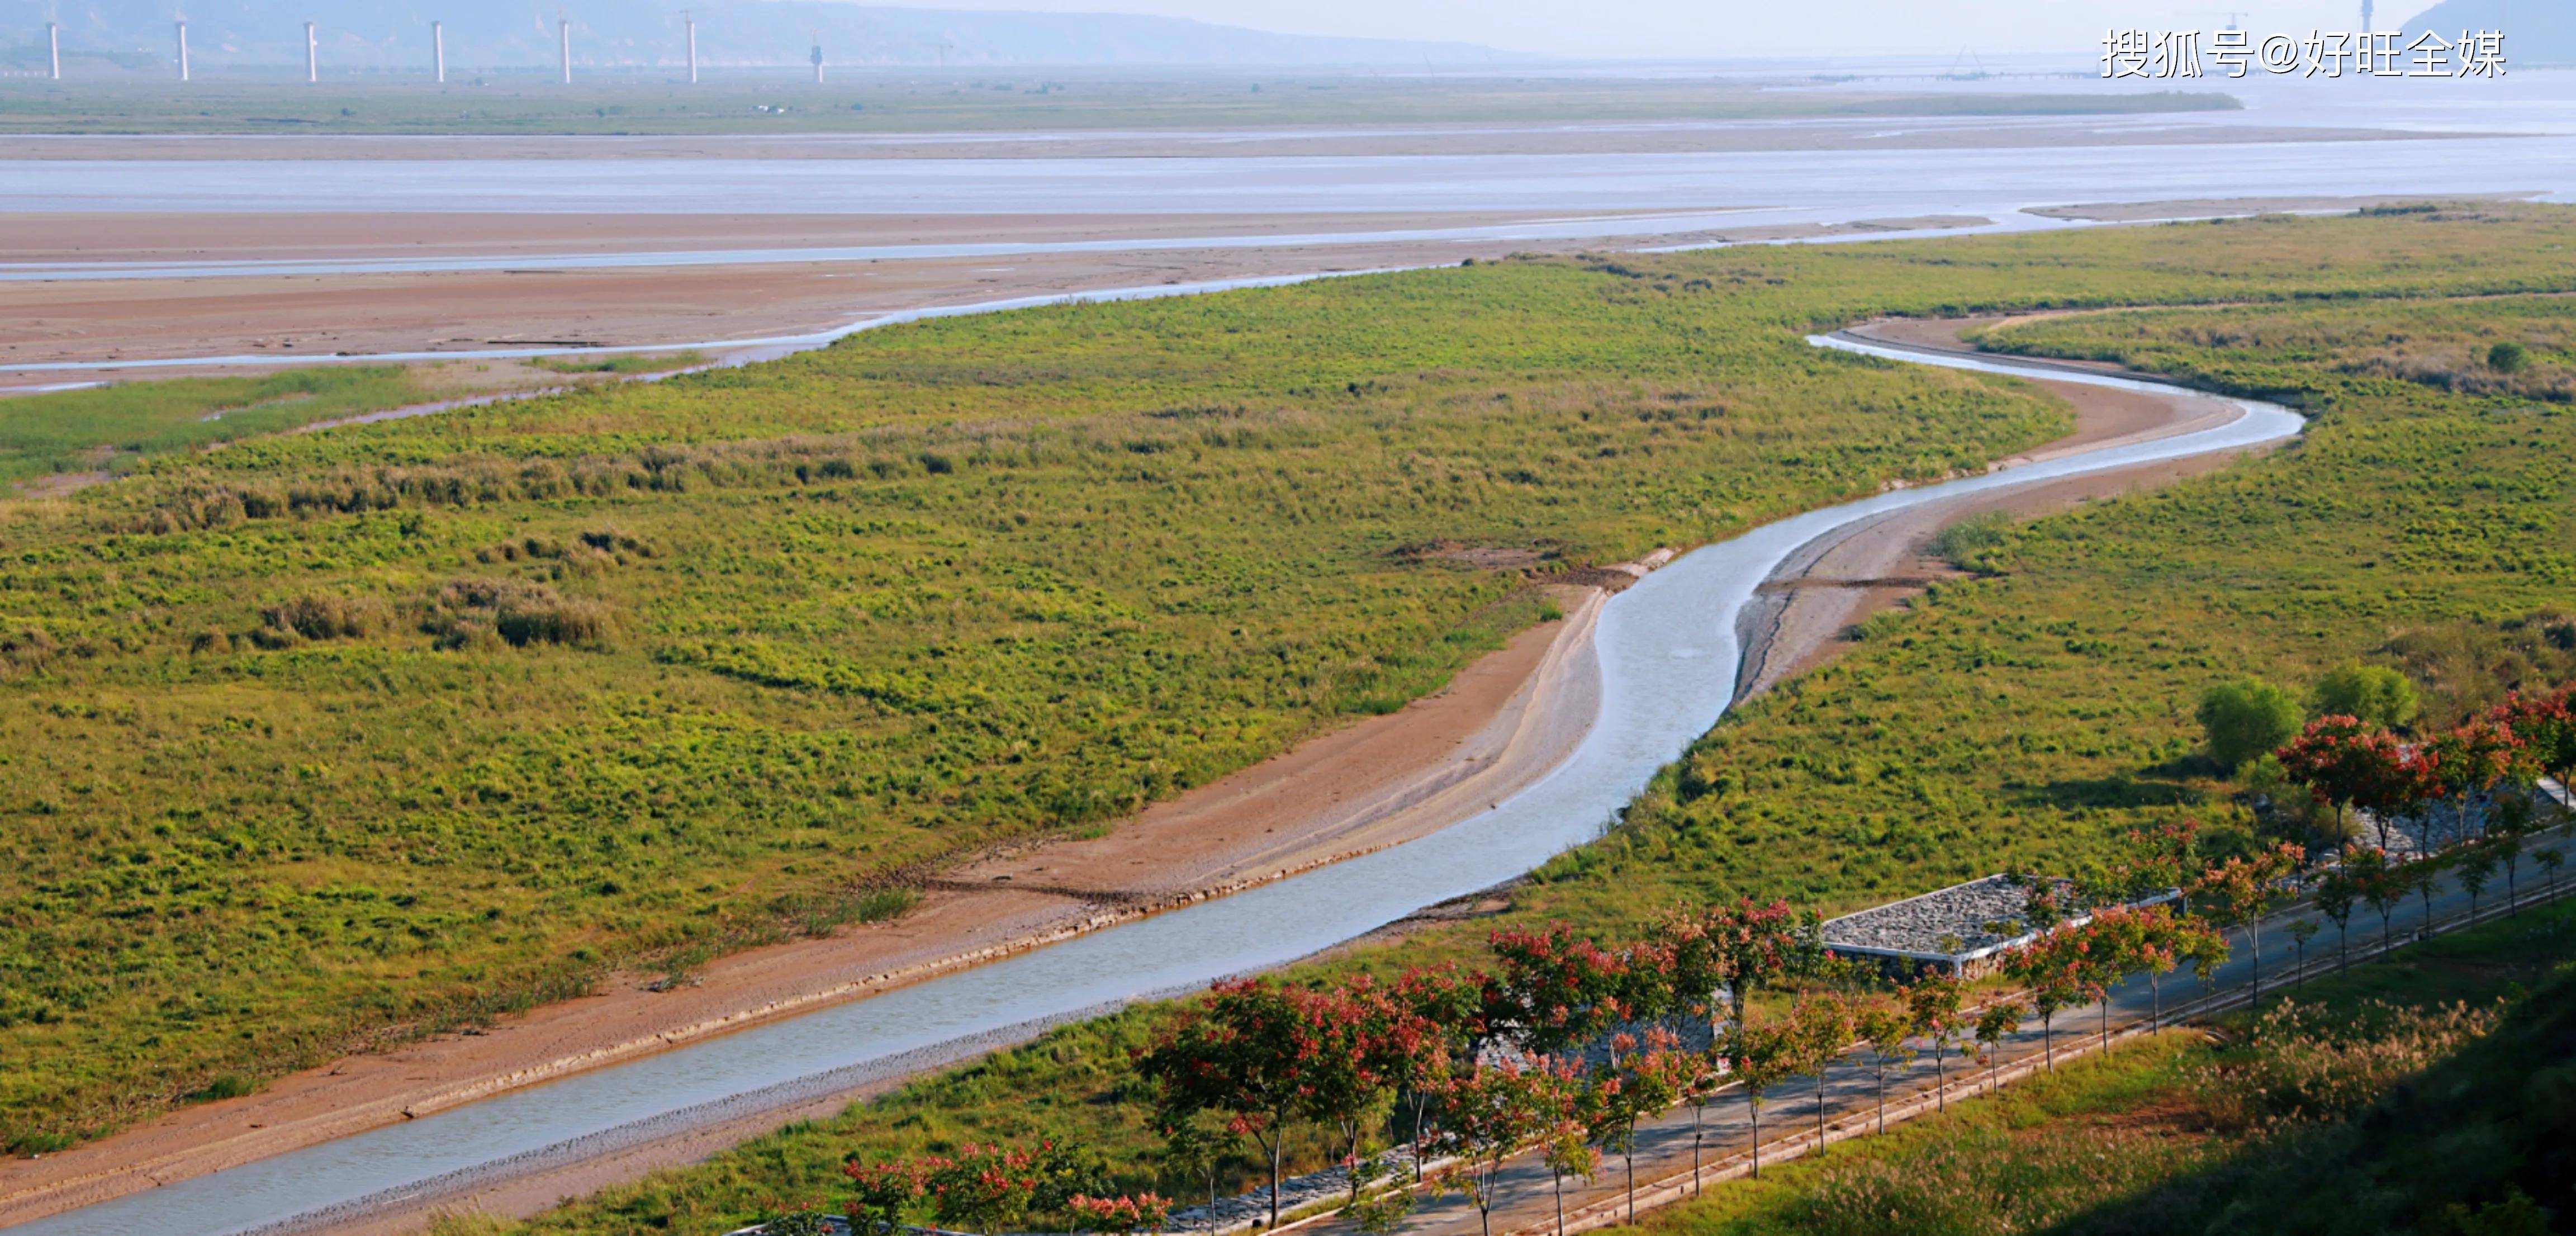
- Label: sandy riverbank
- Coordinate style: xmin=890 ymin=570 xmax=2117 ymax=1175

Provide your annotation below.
xmin=2 ymin=211 xmax=2006 ymax=376
xmin=0 ymin=121 xmax=2437 ymax=164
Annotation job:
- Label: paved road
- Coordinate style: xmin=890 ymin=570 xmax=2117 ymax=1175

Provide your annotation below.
xmin=1289 ymin=825 xmax=2576 ymax=1236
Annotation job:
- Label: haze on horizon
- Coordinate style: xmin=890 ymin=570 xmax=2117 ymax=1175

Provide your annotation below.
xmin=905 ymin=0 xmax=2448 ymax=59
xmin=19 ymin=0 xmax=2454 ymax=65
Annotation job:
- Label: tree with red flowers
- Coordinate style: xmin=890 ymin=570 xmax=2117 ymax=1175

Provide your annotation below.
xmin=1853 ymin=1002 xmax=1913 ymax=1136
xmin=2490 ymin=686 xmax=2576 ymax=789
xmin=1787 ymin=991 xmax=1856 ymax=1155
xmin=1700 ymin=897 xmax=1804 ymax=1046
xmin=1483 ymin=922 xmax=1630 ymax=1055
xmin=1999 ymin=926 xmax=2096 ymax=1071
xmin=2189 ymin=842 xmax=2301 ymax=1007
xmin=1586 ymin=1027 xmax=1692 ymax=1223
xmin=1722 ymin=1007 xmax=1801 ymax=1178
xmin=2428 ymin=715 xmax=2535 ymax=850
xmin=1903 ymin=973 xmax=1966 ymax=1112
xmin=1386 ymin=965 xmax=1479 ymax=1184
xmin=1431 ymin=1058 xmax=1580 ymax=1236
xmin=2279 ymin=717 xmax=2417 ymax=850
xmin=1068 ymin=1193 xmax=1174 ymax=1235
xmin=1138 ymin=978 xmax=1359 ymax=1229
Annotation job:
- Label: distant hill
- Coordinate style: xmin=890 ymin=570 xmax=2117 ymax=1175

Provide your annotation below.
xmin=2402 ymin=0 xmax=2576 ymax=65
xmin=1 ymin=0 xmax=1508 ymax=73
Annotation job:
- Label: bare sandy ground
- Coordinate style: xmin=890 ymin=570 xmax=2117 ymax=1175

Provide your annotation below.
xmin=0 ymin=121 xmax=2444 ymax=163
xmin=0 ymin=313 xmax=2279 ymax=1234
xmin=0 ymin=212 xmax=1987 ymax=376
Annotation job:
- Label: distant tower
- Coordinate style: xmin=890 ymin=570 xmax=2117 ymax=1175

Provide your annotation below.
xmin=2361 ymin=0 xmax=2375 ymax=28
xmin=685 ymin=10 xmax=698 ymax=83
xmin=558 ymin=15 xmax=572 ymax=84
xmin=47 ymin=21 xmax=59 ymax=79
xmin=304 ymin=20 xmax=316 ymax=82
xmin=811 ymin=33 xmax=823 ymax=84
xmin=432 ymin=20 xmax=444 ymax=83
xmin=175 ymin=19 xmax=188 ymax=81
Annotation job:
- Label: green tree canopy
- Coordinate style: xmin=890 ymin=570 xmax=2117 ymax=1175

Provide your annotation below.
xmin=2200 ymin=679 xmax=2305 ymax=772
xmin=2314 ymin=664 xmax=2422 ymax=730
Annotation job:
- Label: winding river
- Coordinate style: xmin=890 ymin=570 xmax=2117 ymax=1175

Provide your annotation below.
xmin=10 ymin=340 xmax=2303 ymax=1236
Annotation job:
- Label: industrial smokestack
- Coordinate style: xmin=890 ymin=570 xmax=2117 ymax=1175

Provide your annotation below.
xmin=432 ymin=20 xmax=444 ymax=82
xmin=558 ymin=16 xmax=571 ymax=84
xmin=175 ymin=20 xmax=188 ymax=81
xmin=47 ymin=21 xmax=58 ymax=79
xmin=685 ymin=11 xmax=697 ymax=83
xmin=304 ymin=20 xmax=316 ymax=82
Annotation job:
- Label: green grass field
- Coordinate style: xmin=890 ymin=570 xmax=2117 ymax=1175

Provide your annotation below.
xmin=0 ymin=366 xmax=420 ymax=489
xmin=0 ymin=73 xmax=2236 ymax=135
xmin=458 ymin=206 xmax=2576 ymax=1233
xmin=7 ymin=205 xmax=2576 ymax=1166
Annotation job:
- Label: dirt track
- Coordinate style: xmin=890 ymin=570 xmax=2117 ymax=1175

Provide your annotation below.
xmin=0 ymin=317 xmax=2282 ymax=1232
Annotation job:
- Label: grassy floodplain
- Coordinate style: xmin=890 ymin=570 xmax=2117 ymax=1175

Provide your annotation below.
xmin=0 ymin=73 xmax=2237 ymax=135
xmin=469 ymin=205 xmax=2576 ymax=1234
xmin=0 ymin=366 xmax=420 ymax=489
xmin=6 ymin=206 xmax=2576 ymax=1167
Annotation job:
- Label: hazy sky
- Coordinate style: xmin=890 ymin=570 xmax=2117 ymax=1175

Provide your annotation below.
xmin=912 ymin=0 xmax=2437 ymax=59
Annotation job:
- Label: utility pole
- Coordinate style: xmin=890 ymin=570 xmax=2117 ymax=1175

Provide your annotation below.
xmin=810 ymin=31 xmax=823 ymax=84
xmin=432 ymin=20 xmax=444 ymax=83
xmin=684 ymin=10 xmax=697 ymax=83
xmin=558 ymin=14 xmax=571 ymax=84
xmin=175 ymin=19 xmax=188 ymax=82
xmin=303 ymin=20 xmax=316 ymax=82
xmin=47 ymin=21 xmax=59 ymax=79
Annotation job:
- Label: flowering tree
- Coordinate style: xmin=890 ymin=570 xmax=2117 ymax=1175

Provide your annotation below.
xmin=1972 ymin=1000 xmax=2024 ymax=1096
xmin=1137 ymin=978 xmax=1347 ymax=1229
xmin=1700 ymin=897 xmax=1804 ymax=1046
xmin=2428 ymin=716 xmax=2534 ymax=850
xmin=2314 ymin=864 xmax=2358 ymax=974
xmin=1723 ymin=1010 xmax=1801 ymax=1177
xmin=1068 ymin=1193 xmax=1174 ymax=1235
xmin=2490 ymin=686 xmax=2576 ymax=788
xmin=1432 ymin=1059 xmax=1579 ymax=1236
xmin=1586 ymin=1027 xmax=1691 ymax=1224
xmin=2278 ymin=717 xmax=2421 ymax=852
xmin=1673 ymin=1045 xmax=1726 ymax=1196
xmin=1386 ymin=966 xmax=1479 ymax=1184
xmin=842 ymin=1142 xmax=1102 ymax=1236
xmin=1853 ymin=1003 xmax=1913 ymax=1135
xmin=2344 ymin=845 xmax=2408 ymax=955
xmin=1482 ymin=922 xmax=1630 ymax=1055
xmin=1999 ymin=927 xmax=2095 ymax=1071
xmin=1788 ymin=992 xmax=1855 ymax=1155
xmin=1904 ymin=974 xmax=1966 ymax=1112
xmin=843 ymin=1157 xmax=929 ymax=1236
xmin=1539 ymin=1116 xmax=1597 ymax=1236
xmin=2190 ymin=842 xmax=2302 ymax=1009
xmin=1617 ymin=936 xmax=1681 ymax=1030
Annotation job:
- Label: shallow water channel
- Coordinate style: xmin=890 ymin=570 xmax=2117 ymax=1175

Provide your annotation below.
xmin=13 ymin=341 xmax=2303 ymax=1236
